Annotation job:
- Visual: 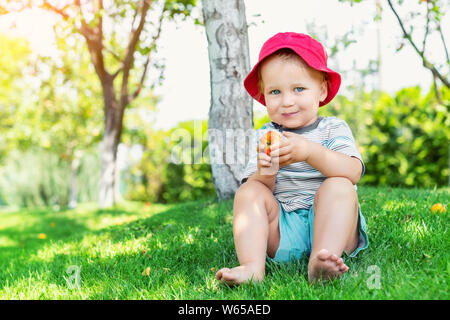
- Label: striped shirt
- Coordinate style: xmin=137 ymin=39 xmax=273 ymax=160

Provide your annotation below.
xmin=241 ymin=116 xmax=365 ymax=212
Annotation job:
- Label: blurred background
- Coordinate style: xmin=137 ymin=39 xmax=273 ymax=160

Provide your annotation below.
xmin=0 ymin=0 xmax=448 ymax=210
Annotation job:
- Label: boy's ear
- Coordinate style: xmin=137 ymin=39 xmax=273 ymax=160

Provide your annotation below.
xmin=319 ymin=78 xmax=328 ymax=102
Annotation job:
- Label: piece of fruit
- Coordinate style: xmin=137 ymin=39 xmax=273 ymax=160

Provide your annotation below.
xmin=431 ymin=203 xmax=447 ymax=214
xmin=142 ymin=267 xmax=151 ymax=276
xmin=261 ymin=130 xmax=282 ymax=155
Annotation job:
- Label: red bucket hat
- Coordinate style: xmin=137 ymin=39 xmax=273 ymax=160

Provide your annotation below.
xmin=244 ymin=32 xmax=341 ymax=107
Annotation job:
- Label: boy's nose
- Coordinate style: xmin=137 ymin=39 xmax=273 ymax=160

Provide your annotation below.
xmin=282 ymin=93 xmax=295 ymax=107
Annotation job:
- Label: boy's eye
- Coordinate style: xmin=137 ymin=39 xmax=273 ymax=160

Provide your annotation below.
xmin=269 ymin=89 xmax=280 ymax=95
xmin=294 ymin=87 xmax=304 ymax=92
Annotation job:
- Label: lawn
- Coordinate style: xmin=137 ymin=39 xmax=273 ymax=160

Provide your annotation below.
xmin=0 ymin=186 xmax=448 ymax=300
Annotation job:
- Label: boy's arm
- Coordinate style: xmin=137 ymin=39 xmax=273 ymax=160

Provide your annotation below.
xmin=305 ymin=141 xmax=363 ymax=185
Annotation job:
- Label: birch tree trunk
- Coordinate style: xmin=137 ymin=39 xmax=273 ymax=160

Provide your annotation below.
xmin=68 ymin=151 xmax=82 ymax=209
xmin=201 ymin=0 xmax=253 ymax=200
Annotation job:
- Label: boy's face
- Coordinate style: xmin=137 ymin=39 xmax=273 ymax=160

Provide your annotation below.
xmin=260 ymin=55 xmax=328 ymax=129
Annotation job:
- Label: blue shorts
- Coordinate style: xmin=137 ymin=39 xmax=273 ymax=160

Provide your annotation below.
xmin=268 ymin=201 xmax=369 ymax=263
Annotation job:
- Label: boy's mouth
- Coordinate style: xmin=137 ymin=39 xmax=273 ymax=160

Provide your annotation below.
xmin=282 ymin=111 xmax=298 ymax=117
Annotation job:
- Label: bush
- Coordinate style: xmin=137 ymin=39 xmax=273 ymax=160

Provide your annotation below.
xmin=320 ymin=86 xmax=449 ymax=187
xmin=124 ymin=120 xmax=216 ymax=203
xmin=0 ymin=148 xmax=100 ymax=207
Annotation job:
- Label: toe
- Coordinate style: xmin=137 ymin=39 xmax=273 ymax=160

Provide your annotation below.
xmin=222 ymin=271 xmax=235 ymax=281
xmin=330 ymin=254 xmax=339 ymax=262
xmin=336 ymin=258 xmax=346 ymax=269
xmin=317 ymin=249 xmax=331 ymax=261
xmin=339 ymin=263 xmax=349 ymax=272
xmin=215 ymin=268 xmax=230 ymax=280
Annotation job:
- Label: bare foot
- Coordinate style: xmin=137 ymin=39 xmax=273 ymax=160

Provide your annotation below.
xmin=215 ymin=265 xmax=264 ymax=286
xmin=308 ymin=249 xmax=349 ymax=283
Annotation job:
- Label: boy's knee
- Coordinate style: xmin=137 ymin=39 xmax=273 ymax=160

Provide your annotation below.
xmin=234 ymin=179 xmax=268 ymax=202
xmin=316 ymin=177 xmax=356 ymax=201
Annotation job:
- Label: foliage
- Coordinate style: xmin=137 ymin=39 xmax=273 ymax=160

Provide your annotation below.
xmin=0 ymin=148 xmax=100 ymax=208
xmin=160 ymin=120 xmax=215 ymax=203
xmin=30 ymin=29 xmax=103 ymax=160
xmin=320 ymin=86 xmax=449 ymax=187
xmin=339 ymin=0 xmax=449 ymax=91
xmin=254 ymin=111 xmax=270 ymax=130
xmin=123 ymin=118 xmax=216 ymax=204
xmin=0 ymin=0 xmax=200 ymax=207
xmin=0 ymin=33 xmax=32 ymax=163
xmin=0 ymin=33 xmax=105 ymax=207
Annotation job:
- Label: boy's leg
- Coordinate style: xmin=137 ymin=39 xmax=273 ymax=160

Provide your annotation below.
xmin=215 ymin=179 xmax=281 ymax=285
xmin=308 ymin=177 xmax=359 ymax=283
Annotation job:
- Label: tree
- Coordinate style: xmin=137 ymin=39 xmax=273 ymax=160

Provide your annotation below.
xmin=386 ymin=0 xmax=449 ymax=103
xmin=340 ymin=0 xmax=449 ymax=103
xmin=33 ymin=30 xmax=104 ymax=208
xmin=0 ymin=34 xmax=31 ymax=163
xmin=1 ymin=0 xmax=196 ymax=207
xmin=0 ymin=30 xmax=104 ymax=207
xmin=201 ymin=0 xmax=253 ymax=200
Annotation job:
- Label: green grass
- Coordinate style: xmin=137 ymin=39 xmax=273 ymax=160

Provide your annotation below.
xmin=0 ymin=186 xmax=448 ymax=299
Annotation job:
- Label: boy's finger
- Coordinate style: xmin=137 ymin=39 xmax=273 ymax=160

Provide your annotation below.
xmin=270 ymin=143 xmax=280 ymax=151
xmin=258 ymin=153 xmax=272 ymax=166
xmin=256 ymin=143 xmax=266 ymax=153
xmin=258 ymin=159 xmax=272 ymax=167
xmin=278 ymin=154 xmax=291 ymax=165
xmin=258 ymin=152 xmax=271 ymax=162
xmin=269 ymin=146 xmax=289 ymax=157
xmin=270 ymin=138 xmax=288 ymax=150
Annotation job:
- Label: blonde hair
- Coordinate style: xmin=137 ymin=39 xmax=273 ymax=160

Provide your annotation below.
xmin=256 ymin=48 xmax=327 ymax=99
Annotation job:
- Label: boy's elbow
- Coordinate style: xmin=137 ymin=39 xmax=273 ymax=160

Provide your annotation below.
xmin=350 ymin=174 xmax=360 ymax=185
xmin=349 ymin=157 xmax=363 ymax=185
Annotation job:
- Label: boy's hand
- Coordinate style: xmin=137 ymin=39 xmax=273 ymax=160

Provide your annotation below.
xmin=256 ymin=147 xmax=272 ymax=170
xmin=269 ymin=131 xmax=311 ymax=167
xmin=256 ymin=135 xmax=279 ymax=176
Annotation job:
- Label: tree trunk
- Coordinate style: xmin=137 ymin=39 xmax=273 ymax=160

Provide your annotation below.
xmin=114 ymin=144 xmax=124 ymax=203
xmin=99 ymin=76 xmax=124 ymax=208
xmin=68 ymin=151 xmax=82 ymax=209
xmin=202 ymin=0 xmax=253 ymax=200
xmin=99 ymin=132 xmax=117 ymax=208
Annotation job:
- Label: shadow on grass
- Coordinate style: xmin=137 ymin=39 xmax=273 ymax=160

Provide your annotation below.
xmin=0 ymin=196 xmax=235 ymax=297
xmin=94 ymin=208 xmax=136 ymax=216
xmin=0 ymin=215 xmax=91 ymax=258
